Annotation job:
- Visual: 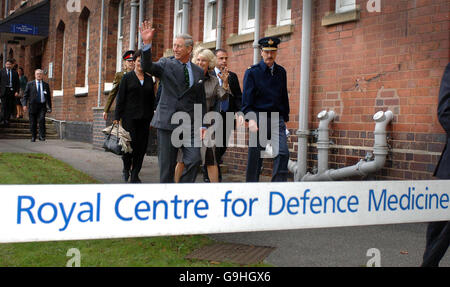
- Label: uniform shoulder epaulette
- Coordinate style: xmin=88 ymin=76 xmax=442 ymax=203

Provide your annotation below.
xmin=248 ymin=64 xmax=258 ymax=70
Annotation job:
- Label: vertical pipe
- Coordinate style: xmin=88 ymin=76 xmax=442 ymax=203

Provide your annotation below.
xmin=182 ymin=0 xmax=190 ymax=34
xmin=97 ymin=0 xmax=105 ymax=107
xmin=253 ymin=0 xmax=261 ymax=64
xmin=216 ymin=0 xmax=223 ymax=49
xmin=129 ymin=0 xmax=139 ymax=50
xmin=3 ymin=0 xmax=9 ymax=66
xmin=138 ymin=0 xmax=144 ymax=49
xmin=296 ymin=0 xmax=312 ymax=180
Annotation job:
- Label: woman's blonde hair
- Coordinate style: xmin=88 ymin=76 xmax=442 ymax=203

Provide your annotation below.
xmin=192 ymin=47 xmax=216 ymax=71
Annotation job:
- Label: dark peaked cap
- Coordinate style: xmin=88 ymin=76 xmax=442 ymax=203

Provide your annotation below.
xmin=123 ymin=50 xmax=135 ymax=61
xmin=258 ymin=37 xmax=281 ymax=51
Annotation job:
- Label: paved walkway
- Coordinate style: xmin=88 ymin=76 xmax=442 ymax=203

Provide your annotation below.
xmin=0 ymin=138 xmax=448 ymax=267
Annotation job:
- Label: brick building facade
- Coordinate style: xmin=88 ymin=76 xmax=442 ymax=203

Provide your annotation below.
xmin=1 ymin=0 xmax=448 ymax=180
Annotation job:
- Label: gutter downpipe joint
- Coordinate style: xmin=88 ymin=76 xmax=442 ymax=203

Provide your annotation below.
xmin=301 ymin=110 xmax=394 ymax=181
xmin=317 ymin=110 xmax=336 ymax=174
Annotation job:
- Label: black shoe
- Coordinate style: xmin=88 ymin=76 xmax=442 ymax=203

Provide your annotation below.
xmin=122 ymin=170 xmax=130 ymax=182
xmin=202 ymin=165 xmax=210 ymax=182
xmin=31 ymin=137 xmax=36 ymax=142
xmin=39 ymin=136 xmax=46 ymax=141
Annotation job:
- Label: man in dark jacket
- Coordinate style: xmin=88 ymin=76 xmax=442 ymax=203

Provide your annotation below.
xmin=22 ymin=69 xmax=52 ymax=142
xmin=0 ymin=59 xmax=20 ymax=126
xmin=241 ymin=37 xmax=290 ymax=182
xmin=421 ymin=63 xmax=450 ymax=267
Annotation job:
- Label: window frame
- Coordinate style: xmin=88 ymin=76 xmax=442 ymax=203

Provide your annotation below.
xmin=239 ymin=0 xmax=256 ymax=35
xmin=173 ymin=0 xmax=183 ymax=37
xmin=203 ymin=0 xmax=217 ymax=42
xmin=116 ymin=0 xmax=124 ymax=72
xmin=277 ymin=0 xmax=292 ymax=26
xmin=335 ymin=0 xmax=356 ymax=14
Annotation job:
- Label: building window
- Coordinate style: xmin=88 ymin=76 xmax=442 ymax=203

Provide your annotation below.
xmin=277 ymin=0 xmax=291 ymax=26
xmin=174 ymin=0 xmax=183 ymax=37
xmin=76 ymin=7 xmax=90 ymax=91
xmin=84 ymin=17 xmax=90 ymax=88
xmin=335 ymin=0 xmax=356 ymax=13
xmin=117 ymin=0 xmax=124 ymax=72
xmin=203 ymin=0 xmax=217 ymax=42
xmin=54 ymin=21 xmax=65 ymax=93
xmin=239 ymin=0 xmax=255 ymax=34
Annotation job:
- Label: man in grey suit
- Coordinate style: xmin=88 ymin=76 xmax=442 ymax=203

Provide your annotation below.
xmin=140 ymin=21 xmax=206 ymax=183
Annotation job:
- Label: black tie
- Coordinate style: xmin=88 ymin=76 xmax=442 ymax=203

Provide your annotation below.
xmin=7 ymin=69 xmax=11 ymax=86
xmin=183 ymin=64 xmax=190 ymax=89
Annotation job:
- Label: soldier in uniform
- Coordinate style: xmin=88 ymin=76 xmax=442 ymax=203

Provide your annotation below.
xmin=103 ymin=50 xmax=135 ymax=121
xmin=241 ymin=37 xmax=290 ymax=182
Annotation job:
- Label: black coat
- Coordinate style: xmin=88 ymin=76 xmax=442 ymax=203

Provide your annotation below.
xmin=213 ymin=70 xmax=242 ymax=113
xmin=114 ymin=71 xmax=155 ymax=121
xmin=434 ymin=63 xmax=450 ymax=179
xmin=0 ymin=68 xmax=20 ymax=97
xmin=22 ymin=80 xmax=52 ymax=114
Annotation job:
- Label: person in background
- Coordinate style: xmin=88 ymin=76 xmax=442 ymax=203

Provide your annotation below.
xmin=113 ymin=50 xmax=155 ymax=183
xmin=0 ymin=59 xmax=20 ymax=126
xmin=103 ymin=50 xmax=135 ymax=121
xmin=22 ymin=69 xmax=52 ymax=142
xmin=421 ymin=63 xmax=450 ymax=267
xmin=16 ymin=67 xmax=27 ymax=119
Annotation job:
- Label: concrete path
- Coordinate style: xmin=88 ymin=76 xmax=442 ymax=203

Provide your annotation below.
xmin=0 ymin=138 xmax=448 ymax=267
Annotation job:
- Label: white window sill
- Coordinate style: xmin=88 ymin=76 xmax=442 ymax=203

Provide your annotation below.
xmin=74 ymin=86 xmax=89 ymax=97
xmin=104 ymin=82 xmax=113 ymax=93
xmin=53 ymin=90 xmax=64 ymax=97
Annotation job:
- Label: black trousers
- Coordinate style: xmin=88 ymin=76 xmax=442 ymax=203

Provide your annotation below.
xmin=121 ymin=118 xmax=150 ymax=182
xmin=0 ymin=89 xmax=14 ymax=122
xmin=29 ymin=104 xmax=47 ymax=138
xmin=422 ymin=221 xmax=450 ymax=267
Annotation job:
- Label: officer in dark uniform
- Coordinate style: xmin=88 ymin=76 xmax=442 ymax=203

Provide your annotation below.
xmin=241 ymin=37 xmax=290 ymax=182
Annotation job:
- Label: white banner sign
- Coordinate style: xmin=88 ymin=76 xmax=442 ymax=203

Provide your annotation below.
xmin=1 ymin=181 xmax=449 ymax=243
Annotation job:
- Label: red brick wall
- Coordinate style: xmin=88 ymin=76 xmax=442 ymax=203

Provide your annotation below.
xmin=6 ymin=0 xmax=449 ymax=181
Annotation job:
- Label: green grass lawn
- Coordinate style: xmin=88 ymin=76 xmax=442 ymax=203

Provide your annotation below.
xmin=0 ymin=153 xmax=269 ymax=267
xmin=0 ymin=153 xmax=98 ymax=184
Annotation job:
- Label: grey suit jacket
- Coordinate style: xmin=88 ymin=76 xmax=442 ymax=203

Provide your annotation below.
xmin=434 ymin=63 xmax=450 ymax=179
xmin=142 ymin=47 xmax=206 ymax=131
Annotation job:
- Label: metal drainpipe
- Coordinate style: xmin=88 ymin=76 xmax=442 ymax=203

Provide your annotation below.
xmin=97 ymin=0 xmax=105 ymax=108
xmin=138 ymin=0 xmax=144 ymax=49
xmin=301 ymin=110 xmax=394 ymax=181
xmin=317 ymin=110 xmax=336 ymax=174
xmin=129 ymin=0 xmax=139 ymax=50
xmin=3 ymin=0 xmax=9 ymax=67
xmin=215 ymin=0 xmax=223 ymax=49
xmin=182 ymin=0 xmax=190 ymax=34
xmin=253 ymin=0 xmax=261 ymax=65
xmin=295 ymin=0 xmax=313 ymax=181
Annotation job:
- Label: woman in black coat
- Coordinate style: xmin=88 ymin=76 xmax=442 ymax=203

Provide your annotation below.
xmin=114 ymin=50 xmax=155 ymax=183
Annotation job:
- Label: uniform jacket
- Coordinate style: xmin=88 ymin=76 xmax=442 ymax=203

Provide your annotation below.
xmin=434 ymin=63 xmax=450 ymax=179
xmin=142 ymin=46 xmax=206 ymax=131
xmin=104 ymin=71 xmax=125 ymax=113
xmin=241 ymin=60 xmax=290 ymax=122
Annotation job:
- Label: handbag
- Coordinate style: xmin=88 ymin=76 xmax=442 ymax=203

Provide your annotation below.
xmin=103 ymin=123 xmax=124 ymax=155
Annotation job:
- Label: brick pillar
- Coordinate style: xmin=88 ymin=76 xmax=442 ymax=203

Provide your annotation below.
xmin=92 ymin=107 xmax=107 ymax=149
